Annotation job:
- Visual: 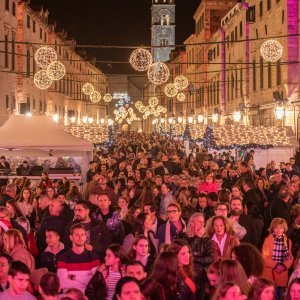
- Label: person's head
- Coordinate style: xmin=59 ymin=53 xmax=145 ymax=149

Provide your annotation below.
xmin=0 ymin=206 xmax=11 ymax=220
xmin=187 ymin=213 xmax=205 ymax=237
xmin=215 ymin=202 xmax=229 ymax=218
xmin=278 ymin=185 xmax=290 ymax=202
xmin=38 ymin=272 xmax=60 ymax=297
xmin=140 ymin=278 xmax=165 ymax=300
xmin=231 ymin=185 xmax=242 ymax=198
xmin=19 ymin=188 xmax=32 ymax=202
xmin=230 ymin=197 xmax=243 ymax=216
xmin=5 ymin=184 xmax=17 ymax=198
xmin=290 ymin=204 xmax=300 ymax=227
xmin=69 ymin=224 xmax=87 ymax=248
xmin=286 ymin=278 xmax=300 ymax=300
xmin=204 ymin=171 xmax=214 ymax=184
xmin=97 ymin=193 xmax=111 ymax=211
xmin=63 ymin=288 xmax=86 ymax=300
xmin=143 ymin=203 xmax=157 ymax=219
xmin=213 ymin=282 xmax=244 ymax=300
xmin=131 ymin=235 xmax=149 ymax=258
xmin=273 ymin=171 xmax=282 ymax=183
xmin=207 ymin=259 xmax=221 ymax=288
xmin=166 ymin=202 xmax=182 ymax=223
xmin=215 ymin=174 xmax=223 ymax=189
xmin=125 ymin=261 xmax=147 ymax=281
xmin=45 ymin=228 xmax=60 ymax=248
xmin=132 ymin=212 xmax=152 ymax=234
xmin=240 ymin=161 xmax=249 ymax=173
xmin=127 ymin=177 xmax=135 ymax=189
xmin=49 ymin=199 xmax=63 ymax=217
xmin=207 ymin=216 xmax=231 ymax=238
xmin=38 ymin=195 xmax=50 ymax=210
xmin=207 ymin=192 xmax=218 ymax=207
xmin=231 ymin=243 xmax=264 ymax=278
xmin=74 ymin=201 xmax=90 ymax=222
xmin=198 ymin=193 xmax=208 ymax=208
xmin=219 ymin=259 xmax=250 ymax=296
xmin=105 ymin=244 xmax=129 ymax=270
xmin=161 ymin=183 xmax=171 ymax=196
xmin=6 ymin=200 xmax=22 ymax=219
xmin=16 ymin=217 xmax=30 ymax=234
xmin=3 ymin=229 xmax=26 ymax=253
xmin=248 ymin=277 xmax=275 ymax=300
xmin=113 ymin=276 xmax=142 ymax=300
xmin=150 ymin=251 xmax=179 ymax=293
xmin=8 ymin=261 xmax=31 ymax=296
xmin=242 ymin=178 xmax=254 ymax=192
xmin=268 ymin=218 xmax=288 ymax=237
xmin=0 ymin=253 xmax=12 ymax=280
xmin=46 ymin=187 xmax=56 ymax=199
xmin=118 ymin=196 xmax=129 ymax=210
xmin=155 ymin=176 xmax=163 ymax=186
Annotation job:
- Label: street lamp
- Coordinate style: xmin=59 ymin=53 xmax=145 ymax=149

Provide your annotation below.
xmin=108 ymin=119 xmax=114 ymax=126
xmin=212 ymin=113 xmax=219 ymax=123
xmin=161 ymin=118 xmax=165 ymax=124
xmin=188 ymin=116 xmax=193 ymax=124
xmin=178 ymin=116 xmax=183 ymax=124
xmin=232 ymin=111 xmax=242 ymax=122
xmin=168 ymin=117 xmax=173 ymax=124
xmin=88 ymin=117 xmax=93 ymax=124
xmin=197 ymin=114 xmax=204 ymax=123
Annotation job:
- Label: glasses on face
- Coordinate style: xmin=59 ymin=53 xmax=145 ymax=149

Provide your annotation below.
xmin=167 ymin=210 xmax=179 ymax=214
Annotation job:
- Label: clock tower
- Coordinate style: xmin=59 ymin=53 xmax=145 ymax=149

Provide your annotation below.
xmin=151 ymin=0 xmax=175 ymax=62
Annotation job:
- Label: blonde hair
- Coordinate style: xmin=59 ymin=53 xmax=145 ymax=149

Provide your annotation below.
xmin=3 ymin=229 xmax=27 ymax=253
xmin=206 ymin=215 xmax=233 ymax=237
xmin=268 ymin=218 xmax=288 ymax=234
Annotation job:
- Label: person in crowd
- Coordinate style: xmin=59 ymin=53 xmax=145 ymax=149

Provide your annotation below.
xmin=118 ymin=196 xmax=129 ymax=220
xmin=140 ymin=278 xmax=165 ymax=300
xmin=150 ymin=251 xmax=195 ymax=300
xmin=242 ymin=179 xmax=260 ymax=209
xmin=269 ymin=170 xmax=286 ymax=201
xmin=206 ymin=215 xmax=240 ymax=258
xmin=85 ymin=244 xmax=129 ymax=300
xmin=63 ymin=201 xmax=111 ymax=260
xmin=254 ymin=177 xmax=270 ymax=218
xmin=248 ymin=277 xmax=275 ymax=300
xmin=0 ymin=261 xmax=35 ymax=300
xmin=0 ymin=254 xmax=12 ymax=292
xmin=198 ymin=171 xmax=218 ymax=194
xmin=270 ymin=185 xmax=291 ymax=222
xmin=206 ymin=259 xmax=222 ymax=298
xmin=39 ymin=172 xmax=52 ymax=190
xmin=57 ymin=223 xmax=100 ymax=293
xmin=212 ymin=281 xmax=246 ymax=300
xmin=261 ymin=218 xmax=294 ymax=299
xmin=143 ymin=202 xmax=164 ymax=236
xmin=66 ymin=181 xmax=82 ymax=210
xmin=40 ymin=228 xmax=66 ymax=273
xmin=231 ymin=243 xmax=264 ymax=284
xmin=125 ymin=260 xmax=147 ymax=282
xmin=112 ymin=277 xmax=143 ymax=300
xmin=157 ymin=202 xmax=186 ymax=247
xmin=168 ymin=239 xmax=197 ymax=298
xmin=2 ymin=229 xmax=35 ymax=271
xmin=285 ymin=278 xmax=300 ymax=300
xmin=91 ymin=193 xmax=124 ymax=243
xmin=128 ymin=235 xmax=155 ymax=273
xmin=158 ymin=183 xmax=173 ymax=221
xmin=63 ymin=288 xmax=87 ymax=300
xmin=0 ymin=184 xmax=17 ymax=207
xmin=38 ymin=272 xmax=60 ymax=300
xmin=196 ymin=193 xmax=214 ymax=221
xmin=287 ymin=204 xmax=300 ymax=260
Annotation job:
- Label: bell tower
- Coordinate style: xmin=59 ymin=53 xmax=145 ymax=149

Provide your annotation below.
xmin=151 ymin=0 xmax=175 ymax=62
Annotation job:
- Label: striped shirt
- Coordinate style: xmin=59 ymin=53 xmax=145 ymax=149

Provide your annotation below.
xmin=105 ymin=268 xmax=121 ymax=300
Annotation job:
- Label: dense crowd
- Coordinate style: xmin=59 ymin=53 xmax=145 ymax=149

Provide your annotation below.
xmin=0 ymin=132 xmax=299 ymax=300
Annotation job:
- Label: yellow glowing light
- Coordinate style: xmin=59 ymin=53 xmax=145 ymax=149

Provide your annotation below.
xmin=147 ymin=62 xmax=170 ymax=85
xmin=129 ymin=48 xmax=153 ymax=71
xmin=103 ymin=93 xmax=113 ymax=103
xmin=82 ymin=83 xmax=94 ymax=95
xmin=90 ymin=91 xmax=101 ymax=103
xmin=46 ymin=61 xmax=66 ymax=80
xmin=260 ymin=39 xmax=283 ymax=62
xmin=34 ymin=46 xmax=57 ymax=68
xmin=149 ymin=97 xmax=159 ymax=107
xmin=34 ymin=70 xmax=53 ymax=90
xmin=177 ymin=92 xmax=185 ymax=102
xmin=174 ymin=75 xmax=189 ymax=90
xmin=164 ymin=83 xmax=179 ymax=97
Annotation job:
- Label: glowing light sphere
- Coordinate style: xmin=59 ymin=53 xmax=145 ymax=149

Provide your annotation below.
xmin=135 ymin=101 xmax=143 ymax=109
xmin=149 ymin=97 xmax=159 ymax=107
xmin=129 ymin=48 xmax=153 ymax=71
xmin=90 ymin=91 xmax=101 ymax=103
xmin=177 ymin=92 xmax=186 ymax=102
xmin=161 ymin=107 xmax=167 ymax=114
xmin=156 ymin=105 xmax=164 ymax=112
xmin=164 ymin=83 xmax=179 ymax=97
xmin=103 ymin=93 xmax=112 ymax=103
xmin=34 ymin=70 xmax=53 ymax=90
xmin=260 ymin=40 xmax=283 ymax=62
xmin=147 ymin=62 xmax=170 ymax=85
xmin=154 ymin=110 xmax=160 ymax=117
xmin=139 ymin=106 xmax=147 ymax=113
xmin=34 ymin=46 xmax=57 ymax=68
xmin=46 ymin=61 xmax=66 ymax=80
xmin=82 ymin=83 xmax=94 ymax=95
xmin=174 ymin=75 xmax=189 ymax=90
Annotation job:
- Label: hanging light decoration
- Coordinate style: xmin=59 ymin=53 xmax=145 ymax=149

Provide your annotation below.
xmin=161 ymin=107 xmax=167 ymax=114
xmin=103 ymin=93 xmax=112 ymax=103
xmin=154 ymin=110 xmax=160 ymax=117
xmin=188 ymin=116 xmax=194 ymax=124
xmin=46 ymin=61 xmax=66 ymax=80
xmin=148 ymin=97 xmax=159 ymax=107
xmin=129 ymin=48 xmax=153 ymax=71
xmin=90 ymin=91 xmax=101 ymax=103
xmin=82 ymin=83 xmax=94 ymax=95
xmin=232 ymin=111 xmax=242 ymax=122
xmin=178 ymin=116 xmax=183 ymax=123
xmin=260 ymin=39 xmax=283 ymax=62
xmin=174 ymin=75 xmax=189 ymax=90
xmin=34 ymin=70 xmax=53 ymax=90
xmin=147 ymin=62 xmax=170 ymax=85
xmin=212 ymin=113 xmax=219 ymax=123
xmin=34 ymin=46 xmax=57 ymax=68
xmin=177 ymin=92 xmax=186 ymax=102
xmin=164 ymin=83 xmax=179 ymax=97
xmin=135 ymin=101 xmax=143 ymax=109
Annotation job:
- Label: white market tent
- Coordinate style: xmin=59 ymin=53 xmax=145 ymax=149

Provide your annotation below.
xmin=0 ymin=115 xmax=93 ymax=182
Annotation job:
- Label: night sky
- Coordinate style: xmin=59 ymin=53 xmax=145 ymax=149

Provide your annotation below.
xmin=30 ymin=0 xmax=201 ymax=73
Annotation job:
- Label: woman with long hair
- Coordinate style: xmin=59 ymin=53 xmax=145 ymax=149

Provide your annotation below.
xmin=118 ymin=196 xmax=129 ymax=220
xmin=122 ymin=205 xmax=141 ymax=236
xmin=85 ymin=244 xmax=129 ymax=300
xmin=138 ymin=185 xmax=155 ymax=209
xmin=206 ymin=215 xmax=239 ymax=258
xmin=176 ymin=188 xmax=195 ymax=223
xmin=212 ymin=281 xmax=246 ymax=300
xmin=231 ymin=243 xmax=264 ymax=284
xmin=66 ymin=182 xmax=82 ymax=210
xmin=17 ymin=187 xmax=33 ymax=217
xmin=46 ymin=186 xmax=56 ymax=201
xmin=128 ymin=235 xmax=155 ymax=273
xmin=140 ymin=278 xmax=165 ymax=300
xmin=254 ymin=177 xmax=270 ymax=216
xmin=286 ymin=278 xmax=300 ymax=300
xmin=168 ymin=239 xmax=197 ymax=299
xmin=150 ymin=251 xmax=195 ymax=300
xmin=2 ymin=229 xmax=35 ymax=271
xmin=248 ymin=277 xmax=275 ymax=300
xmin=219 ymin=259 xmax=250 ymax=297
xmin=6 ymin=200 xmax=24 ymax=220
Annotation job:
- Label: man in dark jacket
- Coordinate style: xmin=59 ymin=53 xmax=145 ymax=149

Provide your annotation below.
xmin=270 ymin=185 xmax=290 ymax=222
xmin=242 ymin=178 xmax=260 ymax=208
xmin=63 ymin=201 xmax=111 ymax=260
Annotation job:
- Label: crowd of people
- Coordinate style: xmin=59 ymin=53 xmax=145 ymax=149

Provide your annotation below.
xmin=0 ymin=132 xmax=299 ymax=300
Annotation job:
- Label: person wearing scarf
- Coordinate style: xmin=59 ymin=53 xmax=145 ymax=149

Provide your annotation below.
xmin=157 ymin=202 xmax=186 ymax=247
xmin=262 ymin=218 xmax=294 ymax=299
